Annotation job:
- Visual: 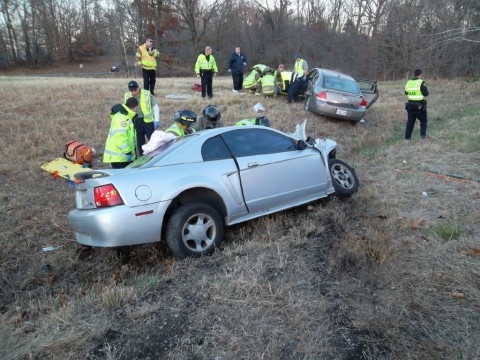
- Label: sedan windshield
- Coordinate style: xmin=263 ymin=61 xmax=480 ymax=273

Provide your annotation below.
xmin=126 ymin=134 xmax=196 ymax=168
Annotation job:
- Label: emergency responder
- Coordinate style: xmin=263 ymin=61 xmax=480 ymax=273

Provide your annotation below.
xmin=228 ymin=46 xmax=247 ymax=93
xmin=136 ymin=37 xmax=160 ymax=95
xmin=405 ymin=69 xmax=429 ymax=140
xmin=124 ymin=80 xmax=160 ymax=156
xmin=165 ymin=110 xmax=197 ymax=137
xmin=195 ymin=46 xmax=218 ymax=99
xmin=274 ymin=64 xmax=286 ymax=94
xmin=234 ymin=116 xmax=271 ymax=127
xmin=194 ymin=105 xmax=224 ymax=131
xmin=256 ymin=67 xmax=276 ymax=96
xmin=288 ymin=53 xmax=308 ymax=103
xmin=103 ymin=97 xmax=138 ymax=169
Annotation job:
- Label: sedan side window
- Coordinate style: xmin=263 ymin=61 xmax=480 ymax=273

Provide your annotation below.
xmin=221 ymin=129 xmax=296 ymax=158
xmin=201 ymin=136 xmax=232 ymax=161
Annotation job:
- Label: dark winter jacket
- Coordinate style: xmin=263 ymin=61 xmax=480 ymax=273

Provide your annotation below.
xmin=228 ymin=52 xmax=247 ymax=74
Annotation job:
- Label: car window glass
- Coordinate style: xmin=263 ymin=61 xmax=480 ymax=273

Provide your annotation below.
xmin=201 ymin=136 xmax=232 ymax=161
xmin=221 ymin=128 xmax=296 ymax=157
xmin=323 ymin=75 xmax=360 ymax=94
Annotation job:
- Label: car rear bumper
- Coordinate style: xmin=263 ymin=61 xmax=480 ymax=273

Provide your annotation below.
xmin=312 ymin=101 xmax=365 ymax=121
xmin=68 ymin=202 xmax=168 ymax=247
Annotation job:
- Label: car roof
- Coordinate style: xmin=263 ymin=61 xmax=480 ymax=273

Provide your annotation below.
xmin=312 ymin=68 xmax=356 ymax=81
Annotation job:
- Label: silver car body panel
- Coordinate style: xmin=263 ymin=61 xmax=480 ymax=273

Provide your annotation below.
xmin=69 ymin=126 xmax=338 ymax=247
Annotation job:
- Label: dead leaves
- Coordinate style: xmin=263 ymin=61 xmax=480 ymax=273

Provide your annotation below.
xmin=451 ymin=291 xmax=465 ymax=299
xmin=410 ymin=218 xmax=426 ymax=230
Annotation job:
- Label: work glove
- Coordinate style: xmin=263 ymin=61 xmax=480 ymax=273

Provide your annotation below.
xmin=243 ymin=62 xmax=247 ymax=66
xmin=154 ymin=121 xmax=160 ymax=129
xmin=228 ymin=69 xmax=232 ymax=73
xmin=126 ymin=153 xmax=133 ymax=162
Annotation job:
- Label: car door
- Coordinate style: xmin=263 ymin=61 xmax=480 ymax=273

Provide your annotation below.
xmin=221 ymin=128 xmax=329 ymax=213
xmin=356 ymin=79 xmax=378 ymax=108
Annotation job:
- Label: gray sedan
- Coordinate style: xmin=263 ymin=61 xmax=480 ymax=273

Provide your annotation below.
xmin=69 ymin=126 xmax=359 ymax=257
xmin=304 ymin=68 xmax=378 ymax=124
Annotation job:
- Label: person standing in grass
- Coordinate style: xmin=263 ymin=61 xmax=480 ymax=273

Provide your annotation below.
xmin=288 ymin=53 xmax=308 ymax=103
xmin=124 ymin=80 xmax=160 ymax=156
xmin=103 ymin=97 xmax=138 ymax=169
xmin=195 ymin=46 xmax=218 ymax=99
xmin=136 ymin=37 xmax=160 ymax=95
xmin=228 ymin=46 xmax=247 ymax=94
xmin=404 ymin=68 xmax=429 ymax=140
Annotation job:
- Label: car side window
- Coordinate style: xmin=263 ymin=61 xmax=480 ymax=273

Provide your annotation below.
xmin=201 ymin=136 xmax=232 ymax=161
xmin=221 ymin=129 xmax=296 ymax=158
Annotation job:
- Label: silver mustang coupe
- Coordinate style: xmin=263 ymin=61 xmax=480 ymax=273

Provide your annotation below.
xmin=69 ymin=126 xmax=359 ymax=258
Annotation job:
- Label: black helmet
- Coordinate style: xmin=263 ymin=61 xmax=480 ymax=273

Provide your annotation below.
xmin=203 ymin=105 xmax=221 ymax=123
xmin=128 ymin=80 xmax=139 ymax=90
xmin=174 ymin=110 xmax=197 ymax=126
xmin=255 ymin=116 xmax=270 ymax=127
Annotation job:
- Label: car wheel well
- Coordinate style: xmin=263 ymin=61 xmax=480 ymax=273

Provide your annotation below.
xmin=163 ymin=188 xmax=226 ymax=229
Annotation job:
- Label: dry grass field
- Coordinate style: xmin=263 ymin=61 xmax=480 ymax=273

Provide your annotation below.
xmin=0 ymin=74 xmax=479 ymax=359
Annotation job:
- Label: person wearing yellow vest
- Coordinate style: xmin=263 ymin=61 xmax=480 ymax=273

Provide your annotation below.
xmin=124 ymin=80 xmax=160 ymax=155
xmin=234 ymin=116 xmax=270 ymax=127
xmin=136 ymin=37 xmax=160 ymax=95
xmin=103 ymin=97 xmax=138 ymax=169
xmin=165 ymin=110 xmax=197 ymax=137
xmin=288 ymin=53 xmax=309 ymax=103
xmin=404 ymin=69 xmax=429 ymax=140
xmin=195 ymin=46 xmax=218 ymax=99
xmin=255 ymin=67 xmax=277 ymax=96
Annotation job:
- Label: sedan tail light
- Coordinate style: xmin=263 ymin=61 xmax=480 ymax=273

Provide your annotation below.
xmin=360 ymin=98 xmax=367 ymax=107
xmin=94 ymin=184 xmax=124 ymax=208
xmin=316 ymin=91 xmax=327 ymax=100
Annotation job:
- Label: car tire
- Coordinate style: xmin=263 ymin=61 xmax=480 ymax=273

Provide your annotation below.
xmin=166 ymin=202 xmax=224 ymax=258
xmin=329 ymin=159 xmax=359 ymax=197
xmin=304 ymin=95 xmax=311 ymax=111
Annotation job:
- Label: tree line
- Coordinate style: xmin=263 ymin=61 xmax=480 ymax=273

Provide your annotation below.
xmin=1 ymin=0 xmax=479 ymax=79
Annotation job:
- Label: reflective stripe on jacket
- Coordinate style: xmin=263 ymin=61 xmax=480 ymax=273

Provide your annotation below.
xmin=136 ymin=44 xmax=158 ymax=70
xmin=165 ymin=123 xmax=197 ymax=137
xmin=124 ymin=90 xmax=154 ymax=122
xmin=405 ymin=79 xmax=425 ymax=101
xmin=195 ymin=54 xmax=218 ymax=74
xmin=103 ymin=104 xmax=137 ymax=163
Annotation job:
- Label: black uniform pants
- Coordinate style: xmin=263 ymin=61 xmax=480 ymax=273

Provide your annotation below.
xmin=288 ymin=78 xmax=306 ymax=103
xmin=201 ymin=71 xmax=214 ymax=98
xmin=232 ymin=73 xmax=244 ymax=91
xmin=405 ymin=103 xmax=428 ymax=139
xmin=134 ymin=118 xmax=155 ymax=155
xmin=142 ymin=68 xmax=156 ymax=95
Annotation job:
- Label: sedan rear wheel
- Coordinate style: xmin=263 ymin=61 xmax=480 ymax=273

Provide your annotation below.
xmin=166 ymin=203 xmax=224 ymax=258
xmin=329 ymin=159 xmax=359 ymax=197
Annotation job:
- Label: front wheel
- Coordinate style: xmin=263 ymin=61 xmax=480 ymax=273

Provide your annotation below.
xmin=329 ymin=159 xmax=359 ymax=197
xmin=166 ymin=203 xmax=224 ymax=258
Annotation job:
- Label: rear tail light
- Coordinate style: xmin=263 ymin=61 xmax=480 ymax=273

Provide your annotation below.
xmin=316 ymin=91 xmax=327 ymax=100
xmin=94 ymin=184 xmax=124 ymax=208
xmin=360 ymin=98 xmax=367 ymax=107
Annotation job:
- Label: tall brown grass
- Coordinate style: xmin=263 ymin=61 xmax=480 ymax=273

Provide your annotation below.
xmin=0 ymin=75 xmax=479 ymax=359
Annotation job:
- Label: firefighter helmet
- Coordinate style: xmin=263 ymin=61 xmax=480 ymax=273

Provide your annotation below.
xmin=203 ymin=105 xmax=221 ymax=123
xmin=174 ymin=110 xmax=197 ymax=126
xmin=255 ymin=116 xmax=270 ymax=127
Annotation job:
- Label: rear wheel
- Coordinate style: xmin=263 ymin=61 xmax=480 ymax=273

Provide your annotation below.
xmin=329 ymin=159 xmax=359 ymax=197
xmin=166 ymin=203 xmax=224 ymax=258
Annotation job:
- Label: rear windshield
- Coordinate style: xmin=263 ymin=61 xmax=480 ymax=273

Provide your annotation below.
xmin=126 ymin=134 xmax=196 ymax=168
xmin=323 ymin=75 xmax=360 ymax=94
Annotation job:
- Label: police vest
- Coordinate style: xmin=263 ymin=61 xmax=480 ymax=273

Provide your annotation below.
xmin=405 ymin=79 xmax=425 ymax=101
xmin=124 ymin=90 xmax=154 ymax=123
xmin=103 ymin=105 xmax=137 ymax=163
xmin=165 ymin=123 xmax=197 ymax=137
xmin=294 ymin=59 xmax=306 ymax=77
xmin=195 ymin=54 xmax=218 ymax=74
xmin=137 ymin=44 xmax=158 ymax=70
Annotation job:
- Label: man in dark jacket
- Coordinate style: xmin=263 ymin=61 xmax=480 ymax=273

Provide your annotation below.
xmin=228 ymin=46 xmax=247 ymax=93
xmin=404 ymin=69 xmax=429 ymax=140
